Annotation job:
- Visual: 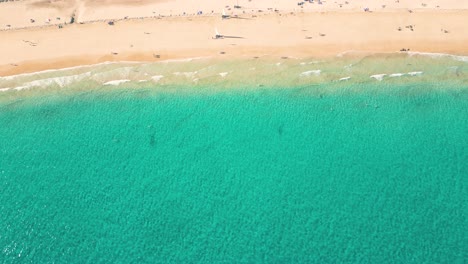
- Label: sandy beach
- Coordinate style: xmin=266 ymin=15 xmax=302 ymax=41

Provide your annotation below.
xmin=0 ymin=0 xmax=467 ymax=76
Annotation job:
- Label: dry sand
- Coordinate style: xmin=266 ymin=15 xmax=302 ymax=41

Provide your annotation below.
xmin=0 ymin=0 xmax=467 ymax=76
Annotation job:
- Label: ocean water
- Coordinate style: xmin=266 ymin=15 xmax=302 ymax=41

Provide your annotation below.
xmin=0 ymin=54 xmax=467 ymax=263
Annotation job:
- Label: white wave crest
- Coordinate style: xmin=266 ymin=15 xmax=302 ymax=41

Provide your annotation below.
xmin=14 ymin=86 xmax=28 ymax=91
xmin=370 ymin=74 xmax=386 ymax=81
xmin=339 ymin=77 xmax=351 ymax=81
xmin=407 ymin=71 xmax=423 ymax=76
xmin=389 ymin=73 xmax=405 ymax=77
xmin=6 ymin=72 xmax=92 ymax=91
xmin=103 ymin=79 xmax=130 ymax=86
xmin=0 ymin=61 xmax=141 ymax=81
xmin=151 ymin=75 xmax=164 ymax=82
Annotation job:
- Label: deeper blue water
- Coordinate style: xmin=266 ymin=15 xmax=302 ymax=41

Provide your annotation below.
xmin=0 ymin=82 xmax=467 ymax=263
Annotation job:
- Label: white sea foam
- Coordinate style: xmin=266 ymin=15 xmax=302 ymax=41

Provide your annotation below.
xmin=337 ymin=50 xmax=468 ymax=63
xmin=91 ymin=67 xmax=134 ymax=81
xmin=0 ymin=67 xmax=88 ymax=82
xmin=6 ymin=72 xmax=92 ymax=90
xmin=138 ymin=80 xmax=148 ymax=83
xmin=0 ymin=61 xmax=140 ymax=81
xmin=407 ymin=71 xmax=423 ymax=76
xmin=1 ymin=75 xmax=19 ymax=81
xmin=407 ymin=52 xmax=468 ymax=62
xmin=219 ymin=72 xmax=229 ymax=78
xmin=0 ymin=58 xmax=209 ymax=82
xmin=14 ymin=85 xmax=28 ymax=91
xmin=103 ymin=79 xmax=130 ymax=86
xmin=0 ymin=88 xmax=10 ymax=92
xmin=339 ymin=77 xmax=351 ymax=81
xmin=151 ymin=75 xmax=164 ymax=82
xmin=370 ymin=74 xmax=386 ymax=81
xmin=389 ymin=73 xmax=405 ymax=77
xmin=300 ymin=70 xmax=321 ymax=77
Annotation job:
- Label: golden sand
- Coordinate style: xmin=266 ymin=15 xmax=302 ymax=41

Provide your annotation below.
xmin=0 ymin=0 xmax=467 ymax=76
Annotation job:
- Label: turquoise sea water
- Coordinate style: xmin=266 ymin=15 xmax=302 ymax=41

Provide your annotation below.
xmin=0 ymin=55 xmax=467 ymax=262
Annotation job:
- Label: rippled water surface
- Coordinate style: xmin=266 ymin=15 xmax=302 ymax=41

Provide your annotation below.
xmin=0 ymin=55 xmax=467 ymax=263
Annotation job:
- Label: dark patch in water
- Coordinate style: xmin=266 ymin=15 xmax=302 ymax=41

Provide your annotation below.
xmin=174 ymin=111 xmax=197 ymax=129
xmin=278 ymin=124 xmax=284 ymax=136
xmin=149 ymin=133 xmax=156 ymax=147
xmin=38 ymin=107 xmax=59 ymax=120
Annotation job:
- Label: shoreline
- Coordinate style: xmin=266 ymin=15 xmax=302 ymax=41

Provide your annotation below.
xmin=1 ymin=52 xmax=466 ymax=96
xmin=3 ymin=47 xmax=468 ymax=78
xmin=1 ymin=50 xmax=468 ymax=79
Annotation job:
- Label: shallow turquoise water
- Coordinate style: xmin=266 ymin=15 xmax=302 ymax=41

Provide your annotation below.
xmin=0 ymin=81 xmax=467 ymax=263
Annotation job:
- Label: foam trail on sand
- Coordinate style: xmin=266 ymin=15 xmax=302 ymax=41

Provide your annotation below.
xmin=300 ymin=70 xmax=321 ymax=76
xmin=219 ymin=72 xmax=229 ymax=78
xmin=160 ymin=57 xmax=210 ymax=63
xmin=91 ymin=67 xmax=134 ymax=81
xmin=407 ymin=52 xmax=468 ymax=62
